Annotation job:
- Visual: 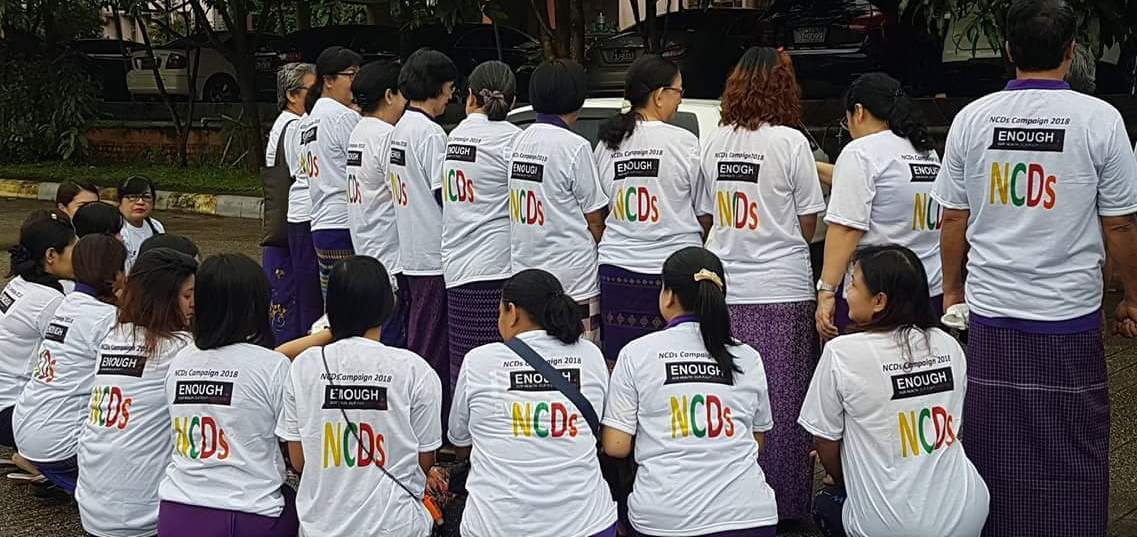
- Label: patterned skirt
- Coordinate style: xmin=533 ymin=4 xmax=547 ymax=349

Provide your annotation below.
xmin=406 ymin=275 xmax=451 ymax=437
xmin=310 ymin=228 xmax=354 ymax=298
xmin=729 ymin=301 xmax=820 ymax=521
xmin=964 ymin=318 xmax=1108 ymax=536
xmin=599 ymin=265 xmax=665 ymax=361
xmin=262 ymin=245 xmax=300 ymax=344
xmin=447 ymin=280 xmax=505 ymax=389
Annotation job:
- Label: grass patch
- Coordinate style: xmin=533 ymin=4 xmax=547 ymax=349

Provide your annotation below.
xmin=0 ymin=162 xmax=261 ymax=196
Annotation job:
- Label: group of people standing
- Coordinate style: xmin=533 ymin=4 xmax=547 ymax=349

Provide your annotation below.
xmin=0 ymin=0 xmax=1133 ymax=536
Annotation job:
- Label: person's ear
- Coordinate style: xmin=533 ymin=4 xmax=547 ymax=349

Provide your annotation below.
xmin=1066 ymin=41 xmax=1076 ymax=62
xmin=504 ymin=302 xmax=518 ymax=328
xmin=44 ymin=247 xmax=58 ymax=267
xmin=871 ymin=292 xmax=888 ymax=316
xmin=1004 ymin=41 xmax=1014 ymax=65
xmin=661 ymin=287 xmax=678 ymax=311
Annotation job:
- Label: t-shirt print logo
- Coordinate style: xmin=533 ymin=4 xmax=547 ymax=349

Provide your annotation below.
xmin=0 ymin=291 xmax=14 ymax=314
xmin=447 ymin=143 xmax=478 ymax=163
xmin=510 ymin=161 xmax=544 ymax=183
xmin=97 ymin=354 xmax=148 ymax=377
xmin=322 ymin=385 xmax=388 ymax=411
xmin=909 ymin=163 xmax=941 ymax=183
xmin=717 ymin=161 xmax=760 ymax=183
xmin=44 ymin=322 xmax=69 ymax=343
xmin=989 ymin=128 xmax=1066 ymax=152
xmin=346 ymin=149 xmax=363 ymax=167
xmin=173 ymin=380 xmax=234 ymax=405
xmin=664 ymin=361 xmax=732 ymax=386
xmin=890 ymin=367 xmax=954 ymax=400
xmin=509 ymin=368 xmax=581 ymax=391
xmin=614 ymin=158 xmax=661 ymax=180
xmin=389 ymin=147 xmax=406 ymax=166
xmin=300 ymin=126 xmax=318 ymax=145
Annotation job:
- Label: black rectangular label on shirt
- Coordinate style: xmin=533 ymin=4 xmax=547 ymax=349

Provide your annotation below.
xmin=346 ymin=150 xmax=363 ymax=167
xmin=988 ymin=128 xmax=1065 ymax=152
xmin=664 ymin=361 xmax=732 ymax=385
xmin=300 ymin=126 xmax=318 ymax=145
xmin=909 ymin=163 xmax=941 ymax=182
xmin=43 ymin=322 xmax=69 ymax=343
xmin=98 ymin=354 xmax=148 ymax=377
xmin=716 ymin=161 xmax=760 ymax=183
xmin=509 ymin=368 xmax=581 ymax=391
xmin=0 ymin=291 xmax=13 ymax=314
xmin=173 ymin=380 xmax=234 ymax=405
xmin=613 ymin=158 xmax=661 ymax=180
xmin=389 ymin=147 xmax=406 ymax=166
xmin=323 ymin=385 xmax=388 ymax=410
xmin=510 ymin=161 xmax=545 ymax=183
xmin=446 ymin=144 xmax=478 ymax=163
xmin=890 ymin=367 xmax=954 ymax=400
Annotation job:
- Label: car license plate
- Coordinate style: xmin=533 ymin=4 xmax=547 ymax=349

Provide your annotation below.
xmin=603 ymin=48 xmax=636 ymax=64
xmin=793 ymin=26 xmax=827 ymax=45
xmin=256 ymin=57 xmax=272 ymax=71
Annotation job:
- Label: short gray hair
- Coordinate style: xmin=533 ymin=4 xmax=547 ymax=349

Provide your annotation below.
xmin=1066 ymin=44 xmax=1096 ymax=94
xmin=277 ymin=62 xmax=316 ymax=110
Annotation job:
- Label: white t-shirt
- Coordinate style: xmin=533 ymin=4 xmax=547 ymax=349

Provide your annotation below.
xmin=275 ymin=337 xmax=442 ymax=537
xmin=390 ymin=109 xmax=447 ymax=276
xmin=302 ymin=97 xmax=362 ymax=232
xmin=266 ymin=110 xmax=301 ymax=168
xmin=287 ymin=113 xmax=312 ymax=223
xmin=827 ymin=131 xmax=944 ymax=295
xmin=698 ymin=124 xmax=827 ymax=304
xmin=595 ymin=121 xmax=706 ymax=274
xmin=159 ymin=342 xmax=291 ymax=517
xmin=441 ymin=113 xmax=520 ymax=288
xmin=76 ymin=326 xmax=192 ymax=537
xmin=346 ymin=117 xmax=402 ymax=277
xmin=930 ymin=84 xmax=1137 ymax=320
xmin=122 ymin=218 xmax=165 ymax=272
xmin=603 ymin=322 xmax=778 ymax=536
xmin=798 ymin=329 xmax=989 ymax=537
xmin=508 ymin=123 xmax=609 ymax=301
xmin=448 ymin=330 xmax=617 ymax=537
xmin=13 ymin=291 xmax=117 ymax=462
xmin=0 ymin=277 xmax=64 ymax=410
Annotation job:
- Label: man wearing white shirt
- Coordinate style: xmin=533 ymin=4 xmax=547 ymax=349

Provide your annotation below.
xmin=931 ymin=1 xmax=1137 ymax=534
xmin=301 ymin=46 xmax=362 ymax=297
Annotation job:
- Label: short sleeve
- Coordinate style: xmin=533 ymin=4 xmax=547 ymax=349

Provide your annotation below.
xmin=930 ymin=122 xmax=969 ymax=210
xmin=274 ymin=366 xmax=301 ymax=442
xmin=593 ymin=145 xmax=614 ymax=198
xmin=601 ymin=350 xmax=639 ymax=435
xmin=695 ymin=155 xmax=715 ymax=217
xmin=683 ymin=136 xmax=708 ymax=215
xmin=426 ymin=130 xmax=448 ymax=191
xmin=447 ymin=360 xmax=473 ymax=447
xmin=750 ymin=353 xmax=774 ymax=433
xmin=1096 ymin=115 xmax=1137 ymax=217
xmin=571 ymin=144 xmax=610 ymax=213
xmin=797 ymin=346 xmax=845 ymax=441
xmin=790 ymin=137 xmax=827 ymax=216
xmin=266 ymin=357 xmax=290 ymax=422
xmin=824 ymin=147 xmax=876 ymax=231
xmin=412 ymin=362 xmax=444 ymax=452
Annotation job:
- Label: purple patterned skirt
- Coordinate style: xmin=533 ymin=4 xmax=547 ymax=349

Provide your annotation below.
xmin=599 ymin=265 xmax=665 ymax=361
xmin=447 ymin=279 xmax=505 ymax=389
xmin=964 ymin=317 xmax=1107 ymax=537
xmin=406 ymin=275 xmax=451 ymax=437
xmin=729 ymin=300 xmax=820 ymax=521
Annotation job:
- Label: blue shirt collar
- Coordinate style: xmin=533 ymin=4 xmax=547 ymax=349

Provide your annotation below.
xmin=665 ymin=314 xmax=699 ymax=329
xmin=74 ymin=282 xmax=99 ymax=297
xmin=1005 ymin=79 xmax=1071 ymax=91
xmin=535 ymin=113 xmax=571 ymax=130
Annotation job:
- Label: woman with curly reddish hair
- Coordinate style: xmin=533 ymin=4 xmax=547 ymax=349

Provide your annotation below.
xmin=696 ymin=46 xmax=826 ymax=524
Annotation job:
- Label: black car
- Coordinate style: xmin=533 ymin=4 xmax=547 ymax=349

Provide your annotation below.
xmin=69 ymin=38 xmax=143 ymax=101
xmin=587 ymin=8 xmax=768 ymax=99
xmin=277 ymin=25 xmax=400 ymax=65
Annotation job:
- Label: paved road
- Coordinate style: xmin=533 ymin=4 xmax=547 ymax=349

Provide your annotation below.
xmin=0 ymin=198 xmax=1135 ymax=536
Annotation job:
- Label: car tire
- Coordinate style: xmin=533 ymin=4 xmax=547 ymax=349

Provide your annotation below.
xmin=202 ymin=74 xmax=239 ymax=103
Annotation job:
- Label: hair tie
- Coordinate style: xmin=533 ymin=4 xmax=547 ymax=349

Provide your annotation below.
xmin=693 ymin=269 xmax=723 ymax=290
xmin=479 ymin=88 xmax=505 ymax=101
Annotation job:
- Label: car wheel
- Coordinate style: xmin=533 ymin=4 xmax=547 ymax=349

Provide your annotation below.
xmin=202 ymin=74 xmax=239 ymax=102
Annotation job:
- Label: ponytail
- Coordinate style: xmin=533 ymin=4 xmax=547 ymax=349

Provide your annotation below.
xmin=599 ymin=54 xmax=680 ymax=151
xmin=846 ymin=72 xmax=934 ymax=153
xmin=662 ymin=247 xmax=739 ymax=379
xmin=9 ymin=211 xmax=75 ymax=293
xmin=501 ymin=269 xmax=583 ymax=345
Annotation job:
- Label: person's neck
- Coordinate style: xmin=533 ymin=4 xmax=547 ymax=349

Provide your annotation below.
xmin=286 ymin=104 xmax=305 ymax=117
xmin=368 ymin=107 xmax=401 ymax=126
xmin=857 ymin=121 xmax=890 ymax=139
xmin=661 ymin=308 xmax=695 ymax=323
xmin=125 ymin=216 xmax=145 ymax=227
xmin=326 ymin=93 xmax=352 ymax=108
xmin=638 ymin=107 xmax=664 ymax=122
xmin=1016 ymin=68 xmax=1066 ymax=81
xmin=363 ymin=326 xmax=382 ymax=342
xmin=410 ymin=100 xmax=437 ymax=118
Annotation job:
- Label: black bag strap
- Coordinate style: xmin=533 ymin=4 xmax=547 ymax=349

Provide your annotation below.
xmin=276 ymin=118 xmax=299 ymax=171
xmin=504 ymin=337 xmax=601 ymax=439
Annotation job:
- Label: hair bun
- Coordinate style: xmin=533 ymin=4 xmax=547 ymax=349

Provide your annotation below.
xmin=8 ymin=244 xmax=33 ymax=269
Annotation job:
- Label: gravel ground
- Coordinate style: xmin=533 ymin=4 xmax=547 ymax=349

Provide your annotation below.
xmin=0 ymin=198 xmax=1134 ymax=536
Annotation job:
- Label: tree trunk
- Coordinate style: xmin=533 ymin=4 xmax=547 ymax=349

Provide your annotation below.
xmin=644 ymin=0 xmax=657 ymax=53
xmin=569 ymin=0 xmax=585 ymax=62
xmin=554 ymin=0 xmax=570 ymax=59
xmin=529 ymin=0 xmax=560 ymax=60
xmin=137 ymin=8 xmax=186 ymax=149
xmin=296 ymin=0 xmax=311 ymax=30
xmin=179 ymin=46 xmax=202 ymax=168
xmin=226 ymin=0 xmax=264 ymax=169
xmin=42 ymin=0 xmax=58 ymax=48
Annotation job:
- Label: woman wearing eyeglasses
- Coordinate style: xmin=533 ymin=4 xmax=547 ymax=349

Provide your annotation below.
xmin=593 ymin=54 xmax=710 ymax=362
xmin=118 ymin=175 xmax=165 ymax=271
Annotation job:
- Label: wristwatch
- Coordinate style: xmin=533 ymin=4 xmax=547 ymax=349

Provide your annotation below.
xmin=816 ymin=279 xmax=837 ymax=295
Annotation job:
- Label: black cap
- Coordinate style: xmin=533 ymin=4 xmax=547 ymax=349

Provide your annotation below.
xmin=316 ymin=46 xmax=363 ymax=78
xmin=529 ymin=59 xmax=588 ymax=115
